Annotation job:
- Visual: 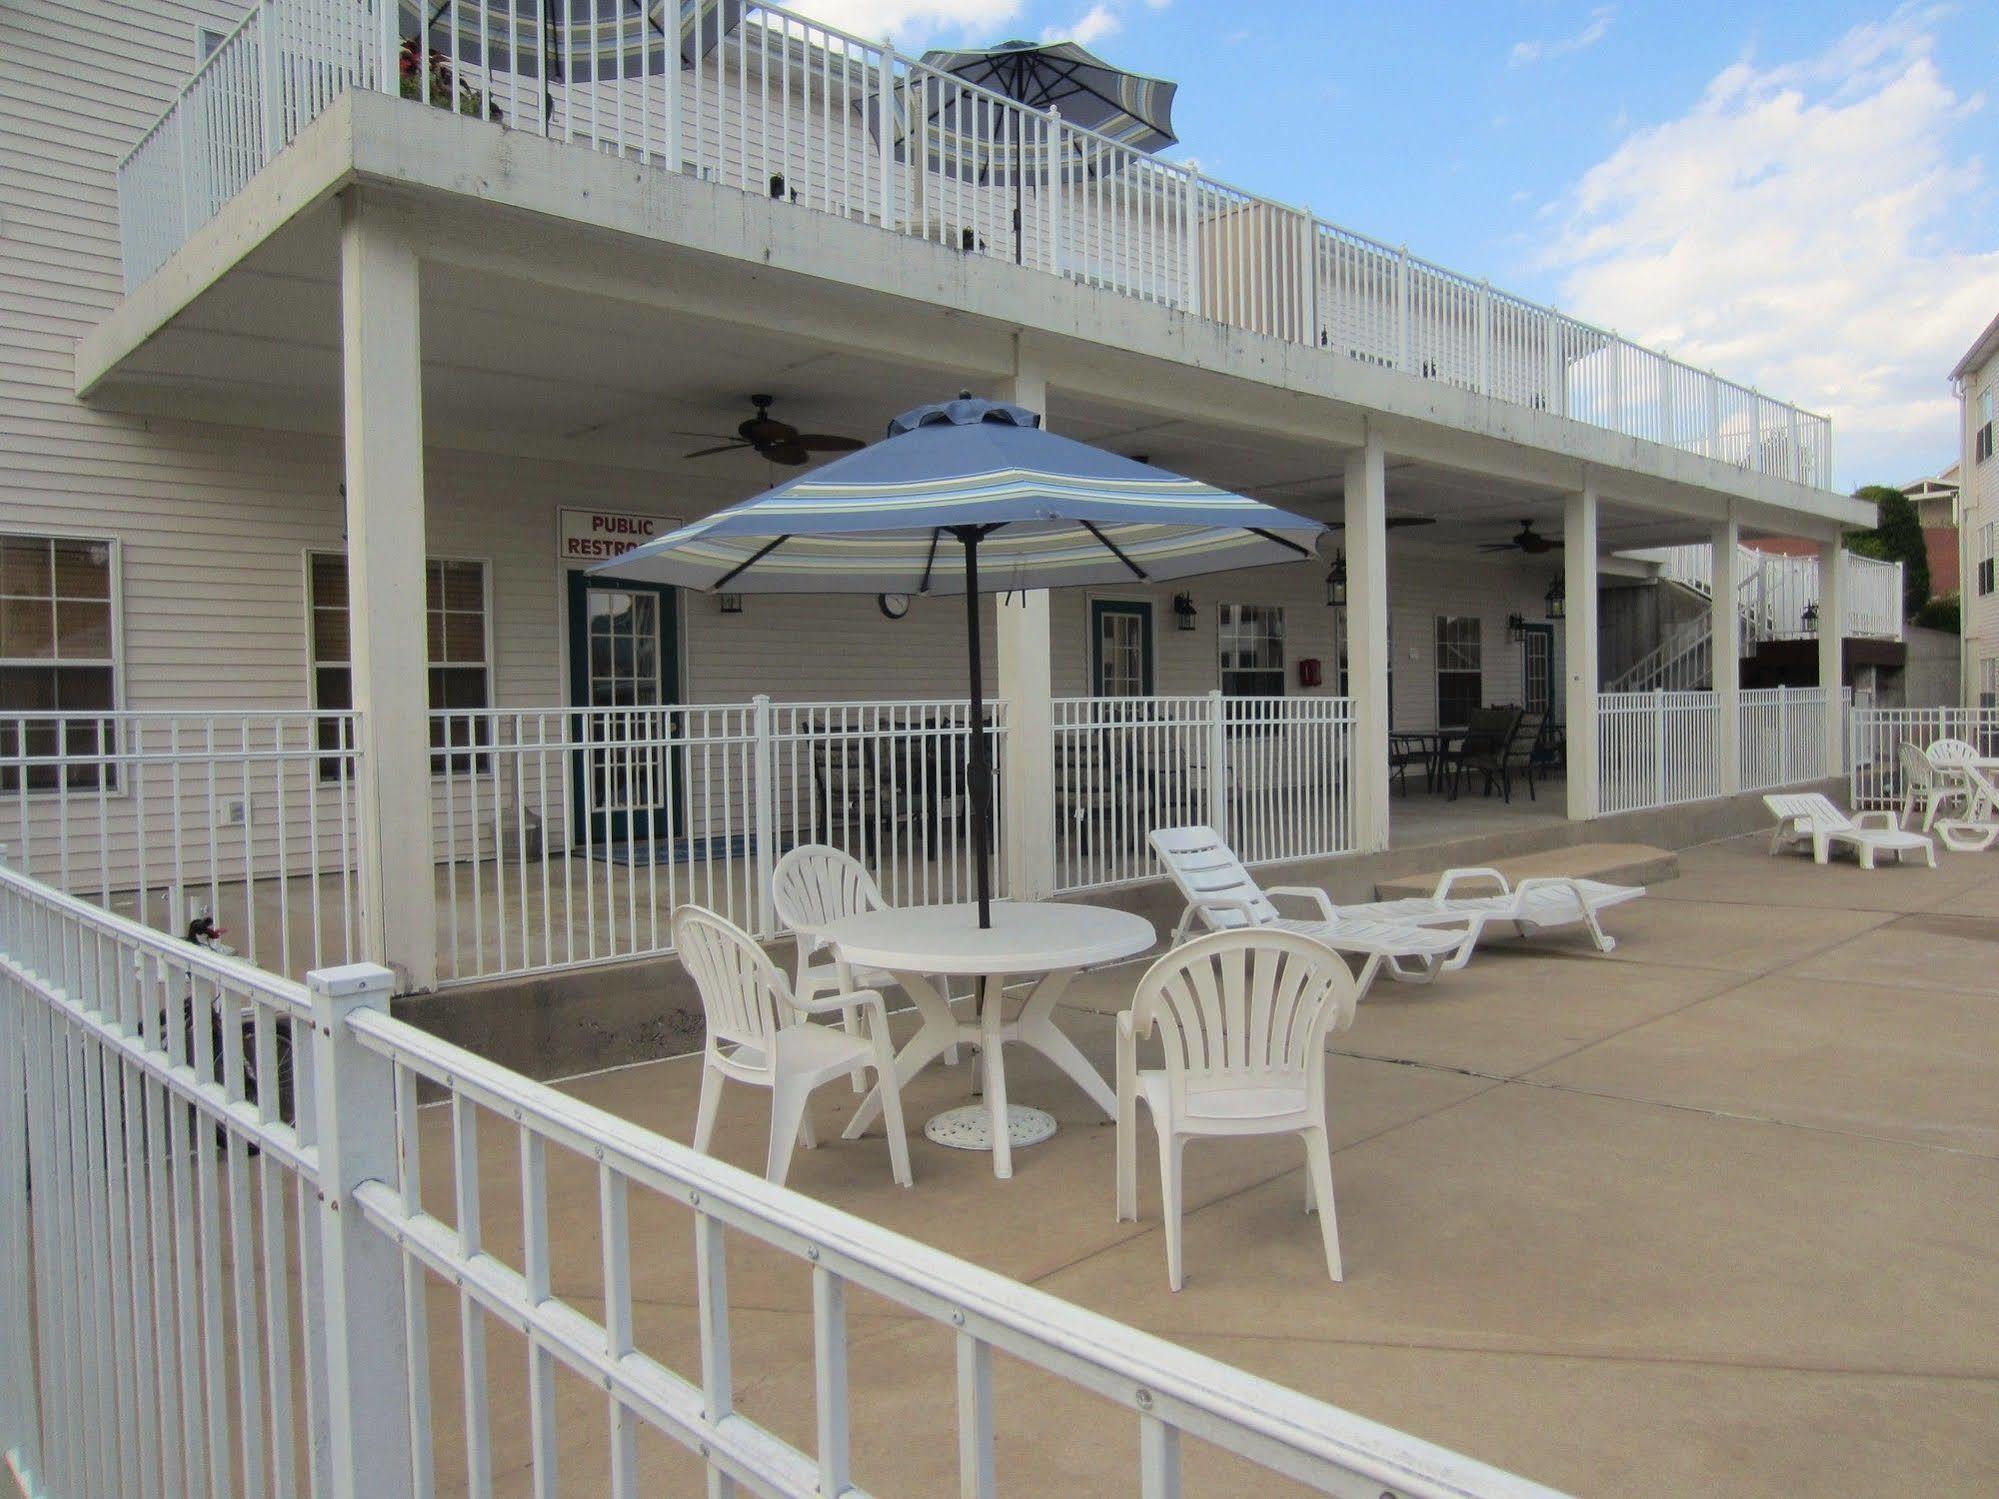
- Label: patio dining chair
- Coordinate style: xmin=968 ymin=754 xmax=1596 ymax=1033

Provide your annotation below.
xmin=1115 ymin=927 xmax=1357 ymax=1289
xmin=1898 ymin=742 xmax=1968 ymax=832
xmin=1148 ymin=825 xmax=1476 ymax=995
xmin=1763 ymin=793 xmax=1936 ymax=871
xmin=674 ymin=904 xmax=913 ymax=1188
xmin=770 ymin=844 xmax=958 ymax=1091
xmin=1446 ymin=707 xmax=1523 ymax=802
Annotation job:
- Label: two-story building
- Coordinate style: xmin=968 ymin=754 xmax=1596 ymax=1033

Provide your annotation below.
xmin=1955 ymin=313 xmax=1999 ymax=706
xmin=3 ymin=1 xmax=1875 ymax=997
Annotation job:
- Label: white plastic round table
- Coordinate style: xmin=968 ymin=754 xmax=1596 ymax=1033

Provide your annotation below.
xmin=822 ymin=901 xmax=1154 ymax=1178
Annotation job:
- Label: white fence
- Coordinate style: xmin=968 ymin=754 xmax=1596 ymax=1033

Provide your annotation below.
xmin=1597 ymin=691 xmax=1721 ymax=814
xmin=0 ymin=859 xmax=1560 ymax=1499
xmin=0 ymin=710 xmax=363 ymax=979
xmin=1052 ymin=693 xmax=1356 ymax=892
xmin=1737 ymin=686 xmax=1832 ymax=792
xmin=116 ymin=0 xmax=1833 ymax=485
xmin=432 ymin=699 xmax=1004 ymax=983
xmin=1848 ymin=707 xmax=1999 ymax=811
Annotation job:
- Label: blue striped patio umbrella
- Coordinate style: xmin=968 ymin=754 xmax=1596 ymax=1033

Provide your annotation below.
xmin=596 ymin=395 xmax=1323 ymax=925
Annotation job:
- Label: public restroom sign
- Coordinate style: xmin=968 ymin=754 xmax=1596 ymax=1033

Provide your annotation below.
xmin=558 ymin=508 xmax=678 ymax=562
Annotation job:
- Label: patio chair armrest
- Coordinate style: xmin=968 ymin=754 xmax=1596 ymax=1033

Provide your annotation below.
xmin=1851 ymin=810 xmax=1899 ymax=832
xmin=1431 ymin=866 xmax=1512 ymax=900
xmin=1265 ymin=886 xmax=1339 ymax=923
xmin=793 ymin=987 xmax=885 ymax=1020
xmin=1173 ymin=893 xmax=1260 ymax=942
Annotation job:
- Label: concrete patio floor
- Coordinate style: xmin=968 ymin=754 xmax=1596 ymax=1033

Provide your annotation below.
xmin=411 ymin=831 xmax=1999 ymax=1497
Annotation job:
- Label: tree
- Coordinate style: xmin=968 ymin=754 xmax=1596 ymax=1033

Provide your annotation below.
xmin=1846 ymin=484 xmax=1929 ymax=618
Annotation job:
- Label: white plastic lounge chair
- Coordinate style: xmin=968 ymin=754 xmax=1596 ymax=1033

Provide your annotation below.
xmin=1764 ymin=793 xmax=1936 ymax=870
xmin=1116 ymin=928 xmax=1357 ymax=1289
xmin=1362 ymin=866 xmax=1645 ymax=955
xmin=1899 ymin=742 xmax=1968 ymax=832
xmin=770 ymin=844 xmax=957 ymax=1090
xmin=1148 ymin=826 xmax=1475 ymax=995
xmin=1935 ymin=761 xmax=1999 ymax=853
xmin=674 ymin=905 xmax=912 ymax=1188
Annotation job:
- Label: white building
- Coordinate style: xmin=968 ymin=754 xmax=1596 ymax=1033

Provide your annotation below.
xmin=1953 ymin=313 xmax=1999 ymax=705
xmin=3 ymin=2 xmax=1875 ymax=995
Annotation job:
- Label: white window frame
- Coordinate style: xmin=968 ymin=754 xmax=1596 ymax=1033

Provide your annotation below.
xmin=1434 ymin=615 xmax=1484 ymax=728
xmin=1978 ymin=523 xmax=1996 ymax=597
xmin=305 ymin=550 xmax=495 ymax=774
xmin=1217 ymin=602 xmax=1286 ymax=698
xmin=0 ymin=531 xmax=124 ymax=794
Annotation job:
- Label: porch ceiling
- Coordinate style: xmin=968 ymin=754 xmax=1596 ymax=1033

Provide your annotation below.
xmin=84 ymin=198 xmax=1723 ymax=553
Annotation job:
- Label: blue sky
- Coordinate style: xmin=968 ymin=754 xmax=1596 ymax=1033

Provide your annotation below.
xmin=805 ymin=1 xmax=1999 ymax=492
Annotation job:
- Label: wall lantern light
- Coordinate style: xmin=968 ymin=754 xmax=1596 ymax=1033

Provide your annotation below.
xmin=717 ymin=592 xmax=745 ymax=615
xmin=1545 ymin=576 xmax=1566 ymax=620
xmin=1324 ymin=550 xmax=1347 ymax=609
xmin=1172 ymin=592 xmax=1198 ymax=632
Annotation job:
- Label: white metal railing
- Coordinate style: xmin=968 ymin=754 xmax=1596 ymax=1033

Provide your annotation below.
xmin=0 ymin=709 xmax=363 ymax=978
xmin=430 ymin=698 xmax=1005 ymax=982
xmin=0 ymin=858 xmax=1562 ymax=1499
xmin=113 ymin=1 xmax=1833 ymax=484
xmin=1052 ymin=693 xmax=1355 ymax=892
xmin=1848 ymin=707 xmax=1999 ymax=810
xmin=1738 ymin=686 xmax=1832 ymax=792
xmin=1596 ymin=690 xmax=1721 ymax=814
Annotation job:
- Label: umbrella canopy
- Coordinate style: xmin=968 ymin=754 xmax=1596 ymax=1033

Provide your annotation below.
xmin=410 ymin=0 xmax=741 ymax=81
xmin=918 ymin=39 xmax=1178 ymax=155
xmin=595 ymin=395 xmax=1324 ymax=927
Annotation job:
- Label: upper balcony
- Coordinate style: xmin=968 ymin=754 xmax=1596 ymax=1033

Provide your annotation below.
xmin=114 ymin=0 xmax=1834 ymax=492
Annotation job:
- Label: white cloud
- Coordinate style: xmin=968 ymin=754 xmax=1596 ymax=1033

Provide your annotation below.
xmin=1540 ymin=5 xmax=1999 ymax=486
xmin=1510 ymin=6 xmax=1614 ymax=68
xmin=1059 ymin=4 xmax=1121 ymax=46
xmin=780 ymin=0 xmax=1016 ymax=44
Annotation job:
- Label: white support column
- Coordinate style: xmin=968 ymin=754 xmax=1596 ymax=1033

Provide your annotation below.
xmin=993 ymin=349 xmax=1056 ymax=899
xmin=341 ymin=195 xmax=437 ymax=991
xmin=1564 ymin=481 xmax=1600 ymax=821
xmin=1817 ymin=536 xmax=1845 ymax=776
xmin=1711 ymin=518 xmax=1741 ymax=795
xmin=1343 ymin=431 xmax=1390 ymax=852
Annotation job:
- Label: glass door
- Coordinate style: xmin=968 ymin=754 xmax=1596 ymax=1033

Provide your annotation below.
xmin=1091 ymin=599 xmax=1154 ymax=696
xmin=567 ymin=573 xmax=679 ymax=846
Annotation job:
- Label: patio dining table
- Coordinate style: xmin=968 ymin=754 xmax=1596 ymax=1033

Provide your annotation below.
xmin=825 ymin=900 xmax=1155 ymax=1178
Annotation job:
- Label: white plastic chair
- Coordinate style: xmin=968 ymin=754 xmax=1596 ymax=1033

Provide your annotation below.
xmin=1899 ymin=742 xmax=1967 ymax=831
xmin=1936 ymin=761 xmax=1999 ymax=852
xmin=770 ymin=844 xmax=956 ymax=1090
xmin=673 ymin=904 xmax=912 ymax=1188
xmin=1148 ymin=825 xmax=1474 ymax=995
xmin=1764 ymin=793 xmax=1935 ymax=870
xmin=1115 ymin=928 xmax=1358 ymax=1290
xmin=1356 ymin=867 xmax=1643 ymax=955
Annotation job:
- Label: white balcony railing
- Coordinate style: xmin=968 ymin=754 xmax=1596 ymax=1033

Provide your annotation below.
xmin=114 ymin=0 xmax=1834 ymax=486
xmin=1627 ymin=543 xmax=1903 ymax=643
xmin=0 ymin=858 xmax=1563 ymax=1499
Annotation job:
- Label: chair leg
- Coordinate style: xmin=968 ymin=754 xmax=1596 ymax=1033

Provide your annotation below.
xmin=843 ymin=1004 xmax=868 ymax=1094
xmin=1159 ymin=1132 xmax=1186 ymax=1292
xmin=937 ymin=975 xmax=960 ymax=1066
xmin=1115 ymin=1094 xmax=1139 ymax=1222
xmin=693 ymin=1060 xmax=724 ymax=1154
xmin=869 ymin=1028 xmax=913 ymax=1189
xmin=1301 ymin=1127 xmax=1343 ymax=1283
xmin=766 ymin=1078 xmax=814 ymax=1187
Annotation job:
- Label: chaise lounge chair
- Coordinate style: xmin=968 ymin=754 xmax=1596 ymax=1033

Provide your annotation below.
xmin=1148 ymin=826 xmax=1477 ymax=996
xmin=1363 ymin=866 xmax=1645 ymax=954
xmin=1764 ymin=792 xmax=1936 ymax=870
xmin=1935 ymin=761 xmax=1999 ymax=853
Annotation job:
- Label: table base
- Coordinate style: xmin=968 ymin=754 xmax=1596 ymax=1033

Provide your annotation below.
xmin=924 ymin=1104 xmax=1057 ymax=1152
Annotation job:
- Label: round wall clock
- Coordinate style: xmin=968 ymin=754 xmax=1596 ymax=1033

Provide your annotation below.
xmin=877 ymin=593 xmax=911 ymax=620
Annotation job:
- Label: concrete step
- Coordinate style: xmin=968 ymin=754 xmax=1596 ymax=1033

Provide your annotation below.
xmin=1373 ymin=841 xmax=1677 ymax=901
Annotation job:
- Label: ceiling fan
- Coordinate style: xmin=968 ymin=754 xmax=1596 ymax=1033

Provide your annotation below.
xmin=681 ymin=395 xmax=864 ymax=467
xmin=1479 ymin=519 xmax=1562 ymax=555
xmin=1324 ymin=515 xmax=1437 ymax=532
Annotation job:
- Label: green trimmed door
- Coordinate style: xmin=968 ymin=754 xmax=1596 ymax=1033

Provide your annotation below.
xmin=567 ymin=572 xmax=680 ymax=846
xmin=1091 ymin=600 xmax=1154 ymax=696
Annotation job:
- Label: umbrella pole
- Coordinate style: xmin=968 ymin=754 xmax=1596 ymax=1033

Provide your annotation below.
xmin=957 ymin=528 xmax=994 ymax=928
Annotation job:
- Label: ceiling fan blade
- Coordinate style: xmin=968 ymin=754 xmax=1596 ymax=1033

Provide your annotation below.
xmin=1477 ymin=542 xmax=1518 ymax=552
xmin=795 ymin=434 xmax=865 ymax=453
xmin=683 ymin=442 xmax=752 ymax=459
xmin=739 ymin=417 xmax=799 ymax=445
xmin=761 ymin=440 xmax=813 ymax=466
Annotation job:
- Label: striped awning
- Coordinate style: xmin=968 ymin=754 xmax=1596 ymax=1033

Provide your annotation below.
xmin=594 ymin=397 xmax=1323 ymax=595
xmin=406 ymin=0 xmax=740 ymax=79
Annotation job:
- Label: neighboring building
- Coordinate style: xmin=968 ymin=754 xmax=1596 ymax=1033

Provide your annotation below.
xmin=2 ymin=3 xmax=1869 ymax=994
xmin=1902 ymin=464 xmax=1961 ymax=595
xmin=1954 ymin=314 xmax=1999 ymax=705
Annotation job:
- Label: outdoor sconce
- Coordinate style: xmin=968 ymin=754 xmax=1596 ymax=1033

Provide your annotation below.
xmin=1802 ymin=600 xmax=1820 ymax=630
xmin=1324 ymin=550 xmax=1347 ymax=609
xmin=1506 ymin=612 xmax=1527 ymax=642
xmin=1545 ymin=576 xmax=1566 ymax=620
xmin=717 ymin=592 xmax=745 ymax=615
xmin=1172 ymin=593 xmax=1198 ymax=632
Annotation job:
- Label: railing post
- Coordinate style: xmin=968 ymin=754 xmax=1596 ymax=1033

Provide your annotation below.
xmin=375 ymin=0 xmax=400 ymax=93
xmin=1206 ymin=690 xmax=1229 ymax=842
xmin=1652 ymin=689 xmax=1667 ymax=807
xmin=1045 ymin=106 xmax=1063 ymax=273
xmin=878 ymin=44 xmax=897 ymax=229
xmin=1786 ymin=405 xmax=1801 ymax=483
xmin=1394 ymin=247 xmax=1410 ymax=371
xmin=1658 ymin=351 xmax=1674 ymax=445
xmin=1609 ymin=334 xmax=1625 ymax=436
xmin=306 ymin=962 xmax=414 ymax=1497
xmin=1475 ymin=280 xmax=1491 ymax=394
xmin=258 ymin=3 xmax=282 ymax=164
xmin=1750 ymin=387 xmax=1765 ymax=474
xmin=1777 ymin=684 xmax=1789 ymax=784
xmin=1182 ymin=170 xmax=1201 ymax=315
xmin=1707 ymin=372 xmax=1721 ymax=460
xmin=666 ymin=17 xmax=685 ymax=169
xmin=752 ymin=695 xmax=775 ymax=934
xmin=0 ymin=892 xmax=44 ymax=1490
